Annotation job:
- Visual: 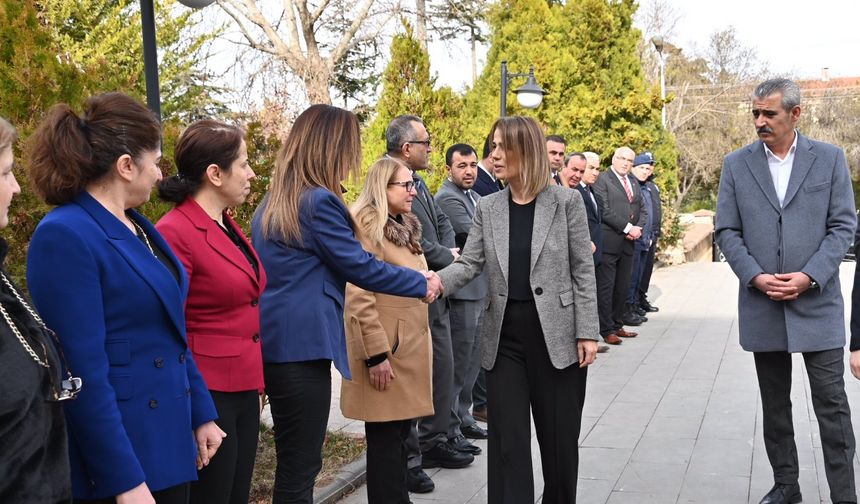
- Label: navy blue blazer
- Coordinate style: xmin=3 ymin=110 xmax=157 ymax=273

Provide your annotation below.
xmin=575 ymin=184 xmax=604 ymax=266
xmin=251 ymin=187 xmax=427 ymax=378
xmin=27 ymin=192 xmax=217 ymax=499
xmin=472 ymin=165 xmax=502 ymax=197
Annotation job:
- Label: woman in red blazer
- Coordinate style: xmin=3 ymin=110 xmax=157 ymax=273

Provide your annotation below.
xmin=156 ymin=119 xmax=266 ymax=504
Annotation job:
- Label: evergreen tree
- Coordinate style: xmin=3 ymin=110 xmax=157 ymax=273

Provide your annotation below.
xmin=359 ymin=22 xmax=464 ymax=196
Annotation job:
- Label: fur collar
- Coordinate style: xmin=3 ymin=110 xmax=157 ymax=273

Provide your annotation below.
xmin=384 ymin=213 xmax=423 ymax=255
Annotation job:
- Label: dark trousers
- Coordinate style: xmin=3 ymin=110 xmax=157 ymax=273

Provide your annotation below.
xmin=486 ymin=300 xmax=587 ymax=504
xmin=754 ymin=349 xmax=856 ymax=503
xmin=191 ymin=390 xmax=260 ymax=504
xmin=74 ymin=483 xmax=190 ymax=504
xmin=264 ymin=360 xmax=332 ymax=504
xmin=637 ymin=238 xmax=658 ymax=302
xmin=596 ymin=246 xmax=634 ymax=336
xmin=626 ymin=247 xmax=649 ymax=304
xmin=473 ymin=369 xmax=487 ymax=411
xmin=365 ymin=420 xmax=412 ymax=504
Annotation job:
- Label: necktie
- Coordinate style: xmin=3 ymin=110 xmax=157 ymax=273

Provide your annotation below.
xmin=587 ymin=187 xmax=598 ymax=211
xmin=621 ymin=175 xmax=633 ymax=203
xmin=466 ymin=189 xmax=477 ymax=208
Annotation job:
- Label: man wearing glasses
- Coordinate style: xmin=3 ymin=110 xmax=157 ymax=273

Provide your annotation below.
xmin=385 ymin=116 xmax=473 ymax=495
xmin=592 ymin=146 xmax=648 ymax=346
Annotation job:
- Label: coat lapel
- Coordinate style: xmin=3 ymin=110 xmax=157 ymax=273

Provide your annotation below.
xmin=530 ymin=188 xmax=558 ymax=273
xmin=490 ymin=189 xmax=510 ymax=287
xmin=743 ymin=142 xmax=781 ymax=212
xmin=781 ymin=135 xmax=816 ymax=209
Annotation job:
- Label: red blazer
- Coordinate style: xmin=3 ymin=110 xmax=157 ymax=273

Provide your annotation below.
xmin=157 ymin=198 xmax=267 ymax=393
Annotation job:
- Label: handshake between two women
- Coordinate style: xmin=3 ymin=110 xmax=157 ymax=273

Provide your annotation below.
xmin=421 ymin=270 xmax=444 ymax=304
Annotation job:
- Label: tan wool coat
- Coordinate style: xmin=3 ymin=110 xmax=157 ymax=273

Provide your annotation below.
xmin=340 ymin=213 xmax=434 ymax=422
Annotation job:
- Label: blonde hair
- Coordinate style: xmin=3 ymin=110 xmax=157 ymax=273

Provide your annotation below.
xmin=261 ymin=104 xmax=362 ymax=244
xmin=0 ymin=117 xmax=16 ymax=152
xmin=351 ymin=158 xmax=407 ymax=247
xmin=490 ymin=116 xmax=549 ymax=200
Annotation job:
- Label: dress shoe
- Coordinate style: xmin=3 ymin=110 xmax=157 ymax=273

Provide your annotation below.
xmin=407 ymin=466 xmax=434 ymax=493
xmin=759 ymin=482 xmax=801 ymax=504
xmin=472 ymin=408 xmax=487 ymax=423
xmin=597 ymin=344 xmax=610 ymax=353
xmin=603 ymin=334 xmax=622 ymax=345
xmin=421 ymin=441 xmax=474 ymax=469
xmin=626 ymin=304 xmax=648 ymax=322
xmin=620 ymin=312 xmax=643 ymax=326
xmin=461 ymin=423 xmax=488 ymax=440
xmin=640 ymin=299 xmax=659 ymax=312
xmin=449 ymin=434 xmax=482 ymax=455
xmin=616 ymin=327 xmax=638 ymax=338
xmin=632 ymin=304 xmax=647 ymax=317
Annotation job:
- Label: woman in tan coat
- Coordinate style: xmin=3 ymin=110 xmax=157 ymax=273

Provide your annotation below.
xmin=341 ymin=157 xmax=434 ymax=504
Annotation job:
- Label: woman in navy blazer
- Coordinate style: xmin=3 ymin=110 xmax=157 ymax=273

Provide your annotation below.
xmin=251 ymin=104 xmax=442 ymax=503
xmin=26 ymin=93 xmax=222 ymax=504
xmin=157 ymin=120 xmax=266 ymax=504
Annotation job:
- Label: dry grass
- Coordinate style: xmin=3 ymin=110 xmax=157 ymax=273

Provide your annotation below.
xmin=249 ymin=425 xmax=366 ymax=503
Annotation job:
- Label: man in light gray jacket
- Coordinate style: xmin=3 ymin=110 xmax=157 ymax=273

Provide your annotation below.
xmin=715 ymin=78 xmax=857 ymax=504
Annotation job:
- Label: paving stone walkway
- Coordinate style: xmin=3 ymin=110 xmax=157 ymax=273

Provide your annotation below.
xmin=327 ymin=261 xmax=860 ymax=503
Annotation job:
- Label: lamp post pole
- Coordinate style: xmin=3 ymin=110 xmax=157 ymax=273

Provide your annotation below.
xmin=651 ymin=36 xmax=667 ymax=128
xmin=141 ymin=0 xmax=161 ymax=120
xmin=500 ymin=60 xmax=509 ymax=117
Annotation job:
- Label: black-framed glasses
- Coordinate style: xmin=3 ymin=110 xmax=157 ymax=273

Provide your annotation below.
xmin=404 ymin=139 xmax=432 ymax=147
xmin=388 ymin=181 xmax=416 ymax=191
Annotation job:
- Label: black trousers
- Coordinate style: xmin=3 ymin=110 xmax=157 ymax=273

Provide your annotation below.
xmin=596 ymin=245 xmax=634 ymax=336
xmin=486 ymin=300 xmax=587 ymax=504
xmin=754 ymin=349 xmax=856 ymax=503
xmin=74 ymin=483 xmax=190 ymax=504
xmin=365 ymin=419 xmax=412 ymax=504
xmin=637 ymin=238 xmax=658 ymax=302
xmin=264 ymin=360 xmax=332 ymax=504
xmin=191 ymin=390 xmax=260 ymax=504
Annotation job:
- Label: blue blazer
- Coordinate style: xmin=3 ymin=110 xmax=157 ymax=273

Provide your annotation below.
xmin=251 ymin=187 xmax=427 ymax=378
xmin=27 ymin=192 xmax=217 ymax=499
xmin=472 ymin=165 xmax=502 ymax=197
xmin=575 ymin=184 xmax=604 ymax=266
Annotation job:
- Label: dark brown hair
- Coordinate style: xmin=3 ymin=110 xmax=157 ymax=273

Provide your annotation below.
xmin=28 ymin=92 xmax=161 ymax=205
xmin=158 ymin=119 xmax=245 ymax=204
xmin=260 ymin=104 xmax=361 ymax=244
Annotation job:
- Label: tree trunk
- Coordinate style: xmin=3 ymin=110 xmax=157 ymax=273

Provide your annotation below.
xmin=416 ymin=0 xmax=428 ymax=51
xmin=303 ymin=58 xmax=333 ymax=105
xmin=470 ymin=28 xmax=477 ymax=85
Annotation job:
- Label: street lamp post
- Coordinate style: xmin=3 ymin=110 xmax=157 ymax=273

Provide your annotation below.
xmin=651 ymin=36 xmax=667 ymax=128
xmin=500 ymin=60 xmax=547 ymax=117
xmin=140 ymin=0 xmax=215 ymax=120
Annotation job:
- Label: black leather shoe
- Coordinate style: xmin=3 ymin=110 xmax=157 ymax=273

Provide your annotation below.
xmin=449 ymin=435 xmax=482 ymax=455
xmin=407 ymin=467 xmax=434 ymax=493
xmin=632 ymin=304 xmax=647 ymax=316
xmin=461 ymin=423 xmax=488 ymax=440
xmin=759 ymin=483 xmax=801 ymax=504
xmin=626 ymin=304 xmax=648 ymax=322
xmin=621 ymin=312 xmax=643 ymax=326
xmin=421 ymin=441 xmax=474 ymax=469
xmin=640 ymin=300 xmax=659 ymax=312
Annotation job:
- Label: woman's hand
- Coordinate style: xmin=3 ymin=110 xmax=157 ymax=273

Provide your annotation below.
xmin=576 ymin=339 xmax=598 ymax=368
xmin=116 ymin=482 xmax=155 ymax=504
xmin=194 ymin=421 xmax=227 ymax=469
xmin=369 ymin=359 xmax=395 ymax=391
xmin=850 ymin=350 xmax=860 ymax=380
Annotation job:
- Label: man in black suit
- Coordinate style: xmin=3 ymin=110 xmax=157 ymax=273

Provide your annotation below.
xmin=473 ymin=133 xmax=503 ymax=197
xmin=546 ymin=134 xmax=567 ymax=185
xmin=593 ymin=146 xmax=648 ymax=344
xmin=636 ymin=152 xmax=662 ymax=314
xmin=386 ymin=115 xmax=473 ymax=495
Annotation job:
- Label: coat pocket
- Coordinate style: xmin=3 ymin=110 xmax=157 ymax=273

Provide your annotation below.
xmin=804 ymin=181 xmax=830 ymax=193
xmin=109 ymin=373 xmax=133 ymax=400
xmin=559 ymin=289 xmax=574 ymax=307
xmin=194 ymin=336 xmax=244 ymax=358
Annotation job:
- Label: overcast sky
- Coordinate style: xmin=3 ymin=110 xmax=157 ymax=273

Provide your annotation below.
xmin=430 ymin=0 xmax=860 ymax=91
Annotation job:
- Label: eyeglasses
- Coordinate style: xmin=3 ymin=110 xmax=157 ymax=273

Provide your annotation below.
xmin=388 ymin=181 xmax=416 ymax=191
xmin=404 ymin=139 xmax=432 ymax=147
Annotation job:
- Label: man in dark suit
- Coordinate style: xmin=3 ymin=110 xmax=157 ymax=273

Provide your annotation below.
xmin=637 ymin=153 xmax=662 ymax=314
xmin=386 ymin=115 xmax=473 ymax=494
xmin=717 ymin=78 xmax=856 ymax=504
xmin=593 ymin=146 xmax=648 ymax=344
xmin=435 ymin=143 xmax=489 ymax=449
xmin=546 ymin=134 xmax=566 ymax=185
xmin=473 ymin=133 xmax=503 ymax=197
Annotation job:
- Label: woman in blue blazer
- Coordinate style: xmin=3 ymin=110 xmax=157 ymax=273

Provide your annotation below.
xmin=26 ymin=93 xmax=222 ymax=504
xmin=251 ymin=104 xmax=442 ymax=503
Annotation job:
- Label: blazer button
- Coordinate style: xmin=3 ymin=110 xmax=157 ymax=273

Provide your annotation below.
xmin=252 ymin=333 xmax=260 ymax=342
xmin=149 ymin=399 xmax=158 ymax=409
xmin=179 ymin=353 xmax=186 ymax=363
xmin=154 ymin=357 xmax=164 ymax=368
xmin=251 ymin=298 xmax=259 ymax=307
xmin=534 ymin=287 xmax=543 ymax=295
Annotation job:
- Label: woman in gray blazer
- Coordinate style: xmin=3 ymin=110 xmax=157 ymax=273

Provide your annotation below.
xmin=437 ymin=116 xmax=599 ymax=503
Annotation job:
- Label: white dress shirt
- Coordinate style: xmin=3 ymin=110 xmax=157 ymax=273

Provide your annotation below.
xmin=763 ymin=130 xmax=799 ymax=208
